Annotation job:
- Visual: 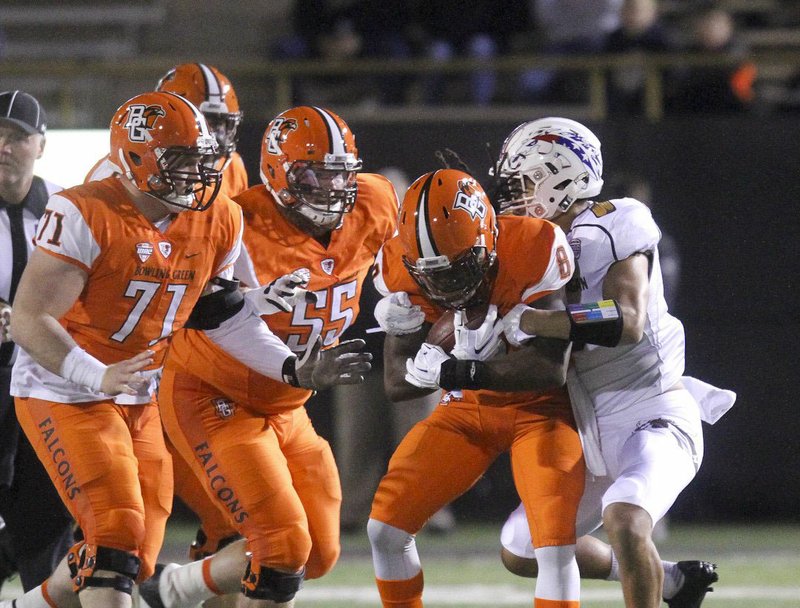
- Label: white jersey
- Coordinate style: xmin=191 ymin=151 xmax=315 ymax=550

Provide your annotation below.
xmin=567 ymin=197 xmax=685 ymax=416
xmin=501 ymin=198 xmax=736 ymax=555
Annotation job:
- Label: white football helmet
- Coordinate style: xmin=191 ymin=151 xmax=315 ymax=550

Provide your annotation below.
xmin=492 ymin=117 xmax=603 ymax=219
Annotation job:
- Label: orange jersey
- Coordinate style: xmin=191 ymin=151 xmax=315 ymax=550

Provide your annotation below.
xmin=165 ymin=172 xmax=398 ymax=414
xmin=12 ymin=176 xmax=243 ymax=403
xmin=220 ymin=151 xmax=249 ymax=198
xmin=377 ymin=214 xmax=573 ymax=408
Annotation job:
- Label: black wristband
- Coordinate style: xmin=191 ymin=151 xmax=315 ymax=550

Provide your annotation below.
xmin=282 ymin=356 xmax=300 ymax=387
xmin=439 ymin=359 xmax=489 ymax=391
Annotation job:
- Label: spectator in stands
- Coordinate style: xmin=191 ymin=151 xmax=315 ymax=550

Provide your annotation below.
xmin=350 ymin=1 xmax=415 ymax=105
xmin=517 ymin=0 xmax=623 ymax=103
xmin=604 ymin=0 xmax=680 ymax=115
xmin=412 ymin=0 xmax=527 ymax=105
xmin=668 ymin=7 xmax=757 ymax=113
xmin=270 ymin=0 xmax=364 ymax=105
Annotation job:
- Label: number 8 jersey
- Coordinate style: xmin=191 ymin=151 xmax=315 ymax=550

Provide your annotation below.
xmin=164 ymin=173 xmax=398 ymax=414
xmin=11 ymin=176 xmax=243 ymax=404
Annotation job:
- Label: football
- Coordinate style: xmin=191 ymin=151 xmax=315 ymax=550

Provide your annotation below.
xmin=425 ymin=303 xmax=491 ymax=351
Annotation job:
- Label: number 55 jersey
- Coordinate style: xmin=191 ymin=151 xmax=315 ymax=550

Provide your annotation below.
xmin=163 ymin=173 xmax=398 ymax=414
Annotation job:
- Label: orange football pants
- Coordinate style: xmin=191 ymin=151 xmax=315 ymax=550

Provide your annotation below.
xmin=14 ymin=397 xmax=172 ymax=581
xmin=371 ymin=399 xmax=584 ymax=547
xmin=167 ymin=433 xmax=238 ymax=555
xmin=158 ymin=368 xmax=342 ymax=578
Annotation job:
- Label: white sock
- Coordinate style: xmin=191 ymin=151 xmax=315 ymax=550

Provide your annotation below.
xmin=533 ymin=545 xmax=580 ymax=602
xmin=161 ymin=560 xmax=217 ymax=607
xmin=661 ymin=560 xmax=684 ymax=600
xmin=3 ymin=586 xmax=51 ymax=608
xmin=606 ymin=549 xmax=620 ymax=582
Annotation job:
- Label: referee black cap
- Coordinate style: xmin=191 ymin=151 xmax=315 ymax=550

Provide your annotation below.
xmin=0 ymin=90 xmax=47 ymax=136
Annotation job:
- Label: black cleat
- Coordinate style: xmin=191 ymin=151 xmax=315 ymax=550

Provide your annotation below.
xmin=138 ymin=562 xmax=167 ymax=608
xmin=665 ymin=560 xmax=719 ymax=608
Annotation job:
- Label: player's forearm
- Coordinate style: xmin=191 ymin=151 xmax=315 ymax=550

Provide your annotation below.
xmin=486 ymin=345 xmax=568 ymax=391
xmin=384 ymin=331 xmax=438 ymax=401
xmin=519 ymin=308 xmax=571 ymax=340
xmin=11 ymin=310 xmax=79 ymax=375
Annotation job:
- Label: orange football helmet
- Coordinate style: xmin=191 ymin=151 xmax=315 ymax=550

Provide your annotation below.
xmin=110 ymin=91 xmax=221 ymax=211
xmin=260 ymin=106 xmax=362 ymax=230
xmin=156 ymin=63 xmax=242 ymax=160
xmin=399 ymin=169 xmax=498 ymax=309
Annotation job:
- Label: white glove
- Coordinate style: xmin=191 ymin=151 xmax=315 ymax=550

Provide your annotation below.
xmin=452 ymin=304 xmax=504 ymax=361
xmin=502 ymin=303 xmax=536 ymax=348
xmin=0 ymin=303 xmax=11 ymax=343
xmin=405 ymin=343 xmax=451 ymax=389
xmin=374 ymin=292 xmax=426 ymax=336
xmin=245 ymin=268 xmax=313 ymax=315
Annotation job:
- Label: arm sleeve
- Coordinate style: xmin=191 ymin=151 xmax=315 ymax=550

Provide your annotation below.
xmin=204 ymin=303 xmax=295 ymax=382
xmin=36 ymin=195 xmax=101 ymax=270
xmin=233 ymin=241 xmax=261 ymax=288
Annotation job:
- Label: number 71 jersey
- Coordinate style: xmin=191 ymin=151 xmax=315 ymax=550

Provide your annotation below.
xmin=11 ymin=177 xmax=243 ymax=404
xmin=164 ymin=173 xmax=398 ymax=414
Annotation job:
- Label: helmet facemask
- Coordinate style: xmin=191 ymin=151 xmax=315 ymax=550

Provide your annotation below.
xmin=281 ymin=155 xmax=361 ymax=229
xmin=147 ymin=146 xmax=222 ymax=212
xmin=203 ymin=110 xmax=242 ymax=165
xmin=403 ymin=246 xmax=497 ymax=310
xmin=497 ymin=163 xmax=591 ymax=219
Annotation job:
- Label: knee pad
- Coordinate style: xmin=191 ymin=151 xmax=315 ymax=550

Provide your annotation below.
xmin=67 ymin=543 xmax=140 ymax=595
xmin=241 ymin=561 xmax=304 ymax=602
xmin=367 ymin=519 xmax=421 ymax=581
xmin=189 ymin=528 xmax=243 ymax=561
xmin=367 ymin=518 xmax=414 ymax=554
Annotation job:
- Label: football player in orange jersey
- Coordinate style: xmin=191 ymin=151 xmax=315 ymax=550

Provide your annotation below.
xmin=137 ymin=106 xmax=397 ymax=608
xmin=155 ymin=62 xmax=251 ymax=575
xmin=155 ymin=63 xmax=248 ymax=198
xmin=3 ymin=94 xmax=366 ymax=608
xmin=86 ymin=63 xmax=248 ymax=201
xmin=367 ymin=168 xmax=585 ymax=608
xmin=85 ymin=64 xmax=251 ymax=579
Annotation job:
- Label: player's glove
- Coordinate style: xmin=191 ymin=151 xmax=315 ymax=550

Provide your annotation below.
xmin=405 ymin=343 xmax=451 ymax=389
xmin=245 ymin=268 xmax=315 ymax=315
xmin=294 ymin=337 xmax=372 ymax=390
xmin=452 ymin=304 xmax=504 ymax=361
xmin=502 ymin=303 xmax=536 ymax=348
xmin=374 ymin=292 xmax=426 ymax=336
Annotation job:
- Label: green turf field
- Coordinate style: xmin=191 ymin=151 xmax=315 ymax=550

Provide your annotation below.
xmin=3 ymin=522 xmax=798 ymax=606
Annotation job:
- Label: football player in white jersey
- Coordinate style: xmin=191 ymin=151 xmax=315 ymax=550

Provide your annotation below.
xmin=493 ymin=118 xmax=736 ymax=608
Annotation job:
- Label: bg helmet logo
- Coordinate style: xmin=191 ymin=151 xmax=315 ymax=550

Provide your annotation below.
xmin=265 ymin=117 xmax=298 ymax=155
xmin=453 ymin=177 xmax=487 ymax=220
xmin=123 ymin=104 xmax=166 ymax=142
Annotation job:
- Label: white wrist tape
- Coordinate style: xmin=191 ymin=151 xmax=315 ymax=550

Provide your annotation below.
xmin=61 ymin=347 xmax=108 ymax=392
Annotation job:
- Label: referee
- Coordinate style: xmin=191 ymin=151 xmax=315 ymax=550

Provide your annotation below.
xmin=0 ymin=90 xmax=74 ymax=593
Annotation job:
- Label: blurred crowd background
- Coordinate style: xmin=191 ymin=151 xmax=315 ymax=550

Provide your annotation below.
xmin=1 ymin=0 xmax=797 ymax=527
